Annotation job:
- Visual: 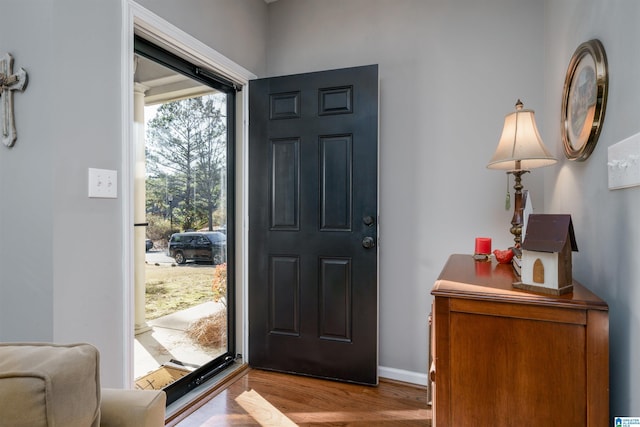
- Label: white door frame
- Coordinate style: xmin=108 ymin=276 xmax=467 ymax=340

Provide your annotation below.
xmin=121 ymin=0 xmax=255 ymax=387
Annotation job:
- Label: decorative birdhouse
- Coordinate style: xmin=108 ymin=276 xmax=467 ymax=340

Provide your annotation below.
xmin=514 ymin=214 xmax=578 ymax=295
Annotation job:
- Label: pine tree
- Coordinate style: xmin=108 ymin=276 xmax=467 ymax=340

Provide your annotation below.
xmin=146 ymin=93 xmax=227 ymax=232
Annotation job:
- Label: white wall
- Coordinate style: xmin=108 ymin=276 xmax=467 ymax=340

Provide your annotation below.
xmin=51 ymin=0 xmax=125 ymax=385
xmin=0 ymin=0 xmax=543 ymax=384
xmin=0 ymin=0 xmax=124 ymax=384
xmin=135 ymin=0 xmax=269 ymax=77
xmin=266 ymin=0 xmax=545 ymax=380
xmin=543 ymin=0 xmax=640 ymax=416
xmin=0 ymin=0 xmax=268 ymax=388
xmin=3 ymin=0 xmax=636 ymax=413
xmin=0 ymin=0 xmax=55 ymax=341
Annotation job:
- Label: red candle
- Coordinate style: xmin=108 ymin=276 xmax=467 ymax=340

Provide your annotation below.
xmin=475 ymin=237 xmax=491 ymax=255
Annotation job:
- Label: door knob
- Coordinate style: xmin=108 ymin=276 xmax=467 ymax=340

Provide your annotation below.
xmin=362 ymin=236 xmax=375 ymax=249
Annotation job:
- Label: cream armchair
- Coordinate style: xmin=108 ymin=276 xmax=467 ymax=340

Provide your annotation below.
xmin=0 ymin=342 xmax=166 ymax=427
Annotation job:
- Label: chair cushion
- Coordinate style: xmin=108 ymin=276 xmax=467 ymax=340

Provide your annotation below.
xmin=101 ymin=388 xmax=167 ymax=427
xmin=0 ymin=342 xmax=101 ymax=427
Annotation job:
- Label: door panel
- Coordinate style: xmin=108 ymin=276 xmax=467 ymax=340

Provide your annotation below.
xmin=249 ymin=65 xmax=378 ymax=385
xmin=320 ymin=135 xmax=352 ymax=231
xmin=319 ymin=257 xmax=352 ymax=341
xmin=270 ymin=255 xmax=300 ymax=336
xmin=271 ymin=138 xmax=300 ymax=230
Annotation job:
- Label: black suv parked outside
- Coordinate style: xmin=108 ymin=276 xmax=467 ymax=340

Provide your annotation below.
xmin=168 ymin=231 xmax=226 ymax=265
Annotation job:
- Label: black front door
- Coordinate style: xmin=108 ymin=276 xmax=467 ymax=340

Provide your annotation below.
xmin=248 ymin=65 xmax=379 ymax=385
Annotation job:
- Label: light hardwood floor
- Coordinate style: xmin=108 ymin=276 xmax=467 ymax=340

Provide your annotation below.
xmin=169 ymin=368 xmax=431 ymax=426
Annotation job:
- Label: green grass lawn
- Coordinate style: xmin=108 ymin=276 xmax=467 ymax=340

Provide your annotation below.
xmin=145 ymin=263 xmax=216 ymax=320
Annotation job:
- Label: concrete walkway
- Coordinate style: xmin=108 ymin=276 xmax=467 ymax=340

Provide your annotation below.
xmin=134 ymin=301 xmax=226 ymax=380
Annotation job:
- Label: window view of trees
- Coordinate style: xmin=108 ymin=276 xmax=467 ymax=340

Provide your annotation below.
xmin=145 ymin=92 xmax=228 ymax=242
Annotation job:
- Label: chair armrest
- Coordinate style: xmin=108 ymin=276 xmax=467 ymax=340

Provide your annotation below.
xmin=100 ymin=388 xmax=166 ymax=427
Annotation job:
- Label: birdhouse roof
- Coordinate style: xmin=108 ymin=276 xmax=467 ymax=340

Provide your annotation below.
xmin=521 ymin=214 xmax=578 ymax=253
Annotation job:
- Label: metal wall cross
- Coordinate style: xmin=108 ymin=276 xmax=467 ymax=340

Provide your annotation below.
xmin=0 ymin=53 xmax=28 ymax=147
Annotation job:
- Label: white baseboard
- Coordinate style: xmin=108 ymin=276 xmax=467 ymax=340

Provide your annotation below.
xmin=378 ymin=366 xmax=429 ymax=386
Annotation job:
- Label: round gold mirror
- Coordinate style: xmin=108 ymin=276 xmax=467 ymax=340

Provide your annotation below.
xmin=561 ymin=39 xmax=608 ymax=161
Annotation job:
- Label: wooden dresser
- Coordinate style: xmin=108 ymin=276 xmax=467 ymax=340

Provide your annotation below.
xmin=430 ymin=254 xmax=609 ymax=426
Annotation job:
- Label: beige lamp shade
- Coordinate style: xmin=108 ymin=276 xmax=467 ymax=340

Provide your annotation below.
xmin=487 ymin=100 xmax=557 ymax=170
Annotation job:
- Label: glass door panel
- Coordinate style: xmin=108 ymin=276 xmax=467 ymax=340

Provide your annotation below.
xmin=133 ymin=37 xmax=235 ymax=404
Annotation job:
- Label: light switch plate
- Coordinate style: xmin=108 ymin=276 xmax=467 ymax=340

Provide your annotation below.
xmin=88 ymin=168 xmax=117 ymax=198
xmin=608 ymin=131 xmax=640 ymax=190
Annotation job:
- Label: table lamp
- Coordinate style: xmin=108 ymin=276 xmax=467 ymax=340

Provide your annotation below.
xmin=487 ymin=100 xmax=557 ymax=247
